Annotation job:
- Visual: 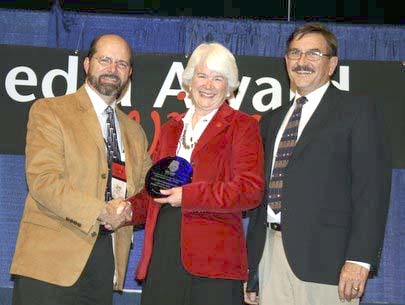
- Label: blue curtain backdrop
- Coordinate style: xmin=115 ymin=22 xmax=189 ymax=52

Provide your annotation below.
xmin=0 ymin=3 xmax=404 ymax=60
xmin=0 ymin=3 xmax=404 ymax=305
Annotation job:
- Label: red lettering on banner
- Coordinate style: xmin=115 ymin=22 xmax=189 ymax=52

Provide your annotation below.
xmin=128 ymin=110 xmax=140 ymax=123
xmin=149 ymin=111 xmax=161 ymax=155
xmin=128 ymin=110 xmax=161 ymax=155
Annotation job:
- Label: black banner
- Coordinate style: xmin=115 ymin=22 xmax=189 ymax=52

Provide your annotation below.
xmin=1 ymin=45 xmax=404 ymax=167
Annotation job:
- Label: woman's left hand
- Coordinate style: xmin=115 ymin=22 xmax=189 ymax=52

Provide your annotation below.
xmin=154 ymin=187 xmax=183 ymax=207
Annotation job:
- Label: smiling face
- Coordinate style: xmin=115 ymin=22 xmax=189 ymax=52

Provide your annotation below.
xmin=83 ymin=35 xmax=132 ymax=104
xmin=285 ymin=33 xmax=338 ymax=96
xmin=189 ymin=63 xmax=229 ymax=116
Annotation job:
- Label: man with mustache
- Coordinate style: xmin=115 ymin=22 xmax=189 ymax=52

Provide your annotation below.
xmin=10 ymin=34 xmax=151 ymax=305
xmin=244 ymin=23 xmax=391 ymax=305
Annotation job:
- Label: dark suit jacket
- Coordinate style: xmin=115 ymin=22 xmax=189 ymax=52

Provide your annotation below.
xmin=246 ymin=85 xmax=391 ymax=290
xmin=134 ymin=102 xmax=265 ymax=281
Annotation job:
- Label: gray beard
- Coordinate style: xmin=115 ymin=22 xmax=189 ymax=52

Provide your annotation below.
xmin=87 ymin=74 xmax=124 ymax=97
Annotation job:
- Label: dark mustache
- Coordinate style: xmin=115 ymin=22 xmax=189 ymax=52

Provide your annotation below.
xmin=292 ymin=65 xmax=315 ymax=73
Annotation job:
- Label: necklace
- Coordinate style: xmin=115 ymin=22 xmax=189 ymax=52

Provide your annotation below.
xmin=181 ymin=123 xmax=198 ymax=150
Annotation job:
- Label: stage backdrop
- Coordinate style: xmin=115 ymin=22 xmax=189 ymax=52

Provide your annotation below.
xmin=0 ymin=45 xmax=404 ymax=304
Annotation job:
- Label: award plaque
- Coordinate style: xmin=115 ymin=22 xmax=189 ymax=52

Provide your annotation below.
xmin=145 ymin=156 xmax=193 ymax=198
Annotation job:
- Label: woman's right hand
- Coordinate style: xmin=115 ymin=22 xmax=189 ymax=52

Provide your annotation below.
xmin=153 ymin=187 xmax=183 ymax=207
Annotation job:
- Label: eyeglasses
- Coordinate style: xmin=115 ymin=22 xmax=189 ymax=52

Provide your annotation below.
xmin=286 ymin=49 xmax=332 ymax=61
xmin=94 ymin=56 xmax=130 ymax=70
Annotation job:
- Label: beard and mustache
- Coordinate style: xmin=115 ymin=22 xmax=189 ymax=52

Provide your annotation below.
xmin=87 ymin=73 xmax=127 ymax=97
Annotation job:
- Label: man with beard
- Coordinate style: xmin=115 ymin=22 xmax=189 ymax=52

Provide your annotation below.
xmin=10 ymin=34 xmax=152 ymax=305
xmin=244 ymin=23 xmax=391 ymax=305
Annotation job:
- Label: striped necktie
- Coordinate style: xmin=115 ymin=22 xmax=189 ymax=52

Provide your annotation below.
xmin=268 ymin=96 xmax=307 ymax=214
xmin=104 ymin=106 xmax=121 ymax=201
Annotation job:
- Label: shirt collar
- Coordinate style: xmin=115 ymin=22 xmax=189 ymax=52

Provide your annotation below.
xmin=182 ymin=105 xmax=219 ymax=125
xmin=85 ymin=83 xmax=117 ymax=117
xmin=295 ymin=81 xmax=330 ymax=105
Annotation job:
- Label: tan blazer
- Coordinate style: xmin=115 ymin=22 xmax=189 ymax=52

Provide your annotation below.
xmin=10 ymin=86 xmax=151 ymax=290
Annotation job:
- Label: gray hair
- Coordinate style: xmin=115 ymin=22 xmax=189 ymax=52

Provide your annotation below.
xmin=182 ymin=42 xmax=240 ymax=94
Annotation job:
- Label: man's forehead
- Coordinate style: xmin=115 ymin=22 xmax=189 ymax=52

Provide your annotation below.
xmin=96 ymin=42 xmax=130 ymax=59
xmin=94 ymin=36 xmax=130 ymax=54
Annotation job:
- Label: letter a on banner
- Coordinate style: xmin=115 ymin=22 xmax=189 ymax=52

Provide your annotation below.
xmin=154 ymin=62 xmax=192 ymax=108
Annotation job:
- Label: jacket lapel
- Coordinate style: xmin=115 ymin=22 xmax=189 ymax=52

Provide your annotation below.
xmin=75 ymin=86 xmax=107 ymax=157
xmin=290 ymin=86 xmax=340 ymax=162
xmin=190 ymin=103 xmax=233 ymax=160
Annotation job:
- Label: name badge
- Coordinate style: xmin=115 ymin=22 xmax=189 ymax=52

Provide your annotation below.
xmin=112 ymin=162 xmax=127 ymax=198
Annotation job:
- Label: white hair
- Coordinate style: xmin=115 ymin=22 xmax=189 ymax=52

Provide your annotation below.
xmin=182 ymin=42 xmax=240 ymax=94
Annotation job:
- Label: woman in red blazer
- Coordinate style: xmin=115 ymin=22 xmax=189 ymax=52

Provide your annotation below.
xmin=131 ymin=42 xmax=264 ymax=305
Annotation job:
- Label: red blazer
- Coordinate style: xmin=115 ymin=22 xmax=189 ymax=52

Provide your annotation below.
xmin=131 ymin=103 xmax=264 ymax=281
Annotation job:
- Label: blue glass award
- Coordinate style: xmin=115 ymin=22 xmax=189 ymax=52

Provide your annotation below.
xmin=145 ymin=156 xmax=193 ymax=198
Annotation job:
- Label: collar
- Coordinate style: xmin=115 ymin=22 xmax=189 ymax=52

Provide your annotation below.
xmin=295 ymin=82 xmax=330 ymax=105
xmin=85 ymin=83 xmax=117 ymax=116
xmin=181 ymin=104 xmax=219 ymax=125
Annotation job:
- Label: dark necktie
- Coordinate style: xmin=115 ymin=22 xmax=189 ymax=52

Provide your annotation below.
xmin=105 ymin=106 xmax=121 ymax=201
xmin=268 ymin=96 xmax=307 ymax=214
